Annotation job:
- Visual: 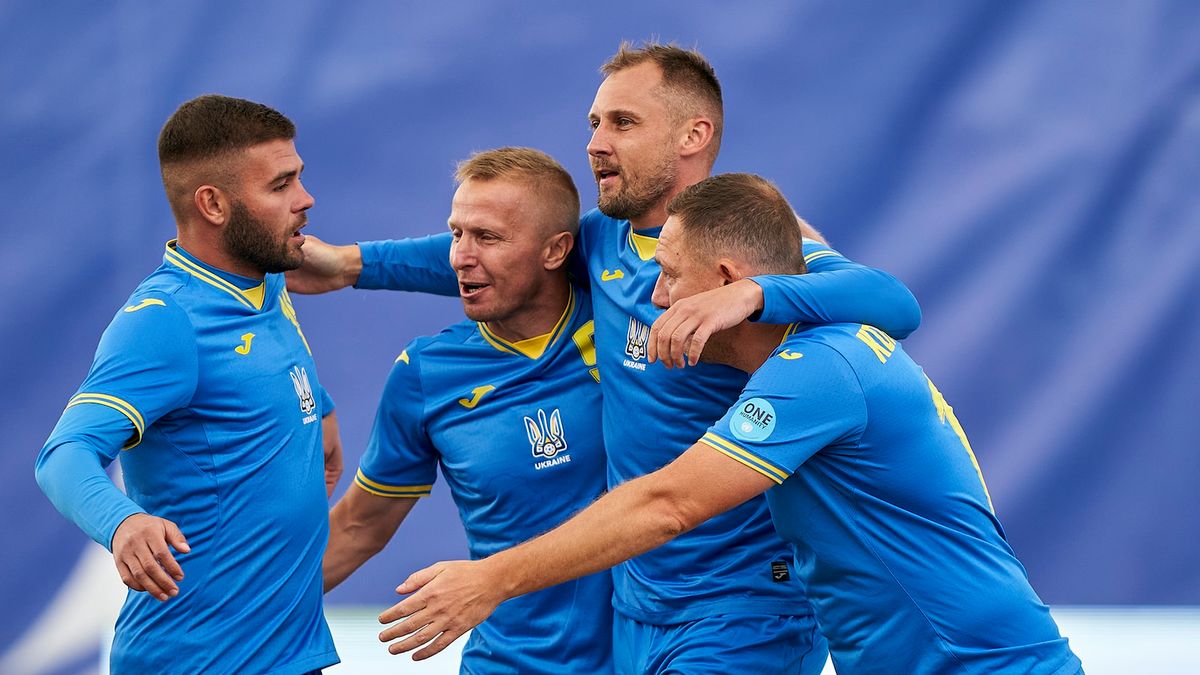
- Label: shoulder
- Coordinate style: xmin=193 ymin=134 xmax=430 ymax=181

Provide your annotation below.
xmin=752 ymin=327 xmax=863 ymax=391
xmin=799 ymin=238 xmax=846 ymax=266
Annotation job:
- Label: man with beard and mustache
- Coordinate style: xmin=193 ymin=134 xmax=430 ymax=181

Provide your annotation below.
xmin=35 ymin=95 xmax=343 ymax=674
xmin=289 ymin=43 xmax=919 ymax=672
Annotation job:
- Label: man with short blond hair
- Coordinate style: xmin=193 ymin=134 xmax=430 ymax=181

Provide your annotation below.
xmin=323 ymin=147 xmax=613 ymax=674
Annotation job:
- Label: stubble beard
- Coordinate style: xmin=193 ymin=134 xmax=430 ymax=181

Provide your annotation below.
xmin=224 ymin=201 xmax=304 ymax=274
xmin=596 ymin=155 xmax=679 ymax=222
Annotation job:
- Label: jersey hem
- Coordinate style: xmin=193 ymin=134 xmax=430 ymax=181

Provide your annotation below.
xmin=612 ymin=597 xmax=812 ymax=626
xmin=263 ymin=648 xmax=340 ymax=675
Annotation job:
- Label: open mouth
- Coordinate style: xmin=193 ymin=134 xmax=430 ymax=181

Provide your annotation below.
xmin=460 ymin=282 xmax=490 ymax=297
xmin=594 ymin=166 xmax=621 ymax=186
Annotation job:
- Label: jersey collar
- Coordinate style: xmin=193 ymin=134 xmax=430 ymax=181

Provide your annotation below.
xmin=164 ymin=240 xmax=268 ymax=311
xmin=478 ymin=286 xmax=576 ymax=360
xmin=627 ymin=225 xmax=662 ymax=261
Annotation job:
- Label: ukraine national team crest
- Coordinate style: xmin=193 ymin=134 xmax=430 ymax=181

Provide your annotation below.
xmin=525 ymin=408 xmax=572 ymax=470
xmin=289 ymin=365 xmax=318 ymax=423
xmin=623 ymin=317 xmax=650 ymax=371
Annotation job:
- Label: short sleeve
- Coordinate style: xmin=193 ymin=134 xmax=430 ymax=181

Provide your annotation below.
xmin=63 ymin=294 xmax=199 ymax=451
xmin=699 ymin=342 xmax=867 ymax=484
xmin=354 ymin=346 xmax=438 ymax=498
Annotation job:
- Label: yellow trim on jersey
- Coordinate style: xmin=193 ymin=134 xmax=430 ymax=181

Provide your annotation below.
xmin=628 ymin=229 xmax=659 ymax=261
xmin=279 ymin=289 xmax=313 ymax=355
xmin=396 ymin=350 xmax=410 ymax=364
xmin=164 ymin=241 xmax=265 ymax=310
xmin=124 ymin=298 xmax=166 ymax=313
xmin=803 ymin=249 xmax=841 ymax=265
xmin=478 ymin=287 xmax=575 ymax=360
xmin=699 ymin=432 xmax=789 ymax=484
xmin=66 ymin=393 xmax=145 ymax=449
xmin=354 ymin=469 xmax=431 ymax=498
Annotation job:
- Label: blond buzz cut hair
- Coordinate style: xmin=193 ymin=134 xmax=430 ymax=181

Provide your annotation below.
xmin=454 ymin=147 xmax=580 ymax=236
xmin=601 ymin=40 xmax=724 ymax=163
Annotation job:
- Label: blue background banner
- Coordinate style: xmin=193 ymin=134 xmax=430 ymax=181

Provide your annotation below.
xmin=3 ymin=0 xmax=1198 ymax=666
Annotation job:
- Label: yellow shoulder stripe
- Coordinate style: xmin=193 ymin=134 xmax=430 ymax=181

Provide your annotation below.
xmin=804 ymin=249 xmax=841 ymax=264
xmin=124 ymin=298 xmax=166 ymax=313
xmin=354 ymin=469 xmax=431 ymax=498
xmin=66 ymin=393 xmax=145 ymax=450
xmin=700 ymin=432 xmax=788 ymax=484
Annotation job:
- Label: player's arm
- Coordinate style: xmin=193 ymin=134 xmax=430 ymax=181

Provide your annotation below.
xmin=34 ymin=296 xmax=199 ymax=601
xmin=325 ymin=486 xmax=418 ymax=591
xmin=376 ymin=444 xmax=775 ymax=659
xmin=649 ymin=241 xmax=921 ymax=367
xmin=322 ymin=409 xmax=344 ymax=498
xmin=324 ymin=344 xmax=437 ymax=590
xmin=286 ymin=234 xmax=459 ymax=296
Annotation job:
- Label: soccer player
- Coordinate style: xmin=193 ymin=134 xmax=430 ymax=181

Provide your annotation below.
xmin=34 ymin=95 xmax=341 ymax=674
xmin=289 ymin=42 xmax=920 ymax=672
xmin=379 ymin=173 xmax=1085 ymax=674
xmin=322 ymin=148 xmax=612 ymax=674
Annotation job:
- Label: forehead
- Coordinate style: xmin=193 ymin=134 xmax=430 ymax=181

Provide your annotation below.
xmin=449 ymin=178 xmax=534 ymax=228
xmin=238 ymin=139 xmax=301 ymax=177
xmin=590 ymin=62 xmax=668 ymax=115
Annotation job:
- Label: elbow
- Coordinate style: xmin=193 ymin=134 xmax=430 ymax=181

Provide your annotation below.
xmin=880 ymin=272 xmax=922 ymax=339
xmin=643 ymin=483 xmax=700 ymax=543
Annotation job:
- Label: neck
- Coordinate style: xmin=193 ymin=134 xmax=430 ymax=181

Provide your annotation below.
xmin=484 ymin=277 xmax=572 ymax=343
xmin=706 ymin=322 xmax=790 ymax=374
xmin=176 ymin=229 xmax=264 ymax=280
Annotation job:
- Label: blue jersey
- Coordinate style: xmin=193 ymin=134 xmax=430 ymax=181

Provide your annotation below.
xmin=575 ymin=209 xmax=925 ymax=623
xmin=701 ymin=323 xmax=1082 ymax=673
xmin=37 ymin=242 xmax=337 ymax=674
xmin=358 ymin=212 xmax=920 ymax=624
xmin=356 ymin=286 xmax=612 ymax=674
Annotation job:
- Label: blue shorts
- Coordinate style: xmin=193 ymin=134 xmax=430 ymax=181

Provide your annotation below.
xmin=612 ymin=611 xmax=827 ymax=674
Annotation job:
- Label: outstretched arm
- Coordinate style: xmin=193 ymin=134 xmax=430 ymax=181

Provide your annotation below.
xmin=375 ymin=444 xmax=774 ymax=660
xmin=649 ymin=243 xmax=920 ymax=367
xmin=287 ymin=234 xmax=459 ymax=296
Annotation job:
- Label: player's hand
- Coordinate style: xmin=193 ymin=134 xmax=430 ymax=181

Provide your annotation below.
xmin=322 ymin=411 xmax=344 ymax=497
xmin=111 ymin=513 xmax=190 ymax=602
xmin=377 ymin=560 xmax=504 ymax=660
xmin=648 ymin=279 xmax=764 ymax=368
xmin=286 ymin=236 xmax=362 ymax=294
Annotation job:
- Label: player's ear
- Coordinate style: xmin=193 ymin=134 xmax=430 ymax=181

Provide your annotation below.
xmin=194 ymin=184 xmax=232 ymax=226
xmin=716 ymin=259 xmax=744 ymax=285
xmin=543 ymin=231 xmax=574 ymax=271
xmin=678 ymin=116 xmax=715 ymax=160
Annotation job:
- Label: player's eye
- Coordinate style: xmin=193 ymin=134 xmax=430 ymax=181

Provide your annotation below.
xmin=617 ymin=117 xmax=634 ymax=128
xmin=588 ymin=119 xmax=600 ymax=130
xmin=274 ymin=181 xmax=289 ymax=192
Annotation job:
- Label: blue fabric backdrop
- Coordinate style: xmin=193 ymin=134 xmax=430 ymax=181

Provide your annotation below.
xmin=2 ymin=0 xmax=1197 ymax=665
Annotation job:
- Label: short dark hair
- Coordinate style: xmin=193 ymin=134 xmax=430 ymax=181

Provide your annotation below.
xmin=601 ymin=41 xmax=723 ymax=161
xmin=157 ymin=95 xmax=296 ymax=219
xmin=455 ymin=147 xmax=580 ymax=237
xmin=666 ymin=173 xmax=805 ymax=275
xmin=158 ymin=94 xmax=295 ymax=165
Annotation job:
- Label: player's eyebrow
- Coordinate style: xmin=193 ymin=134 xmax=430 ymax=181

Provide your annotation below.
xmin=270 ymin=164 xmax=303 ymax=184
